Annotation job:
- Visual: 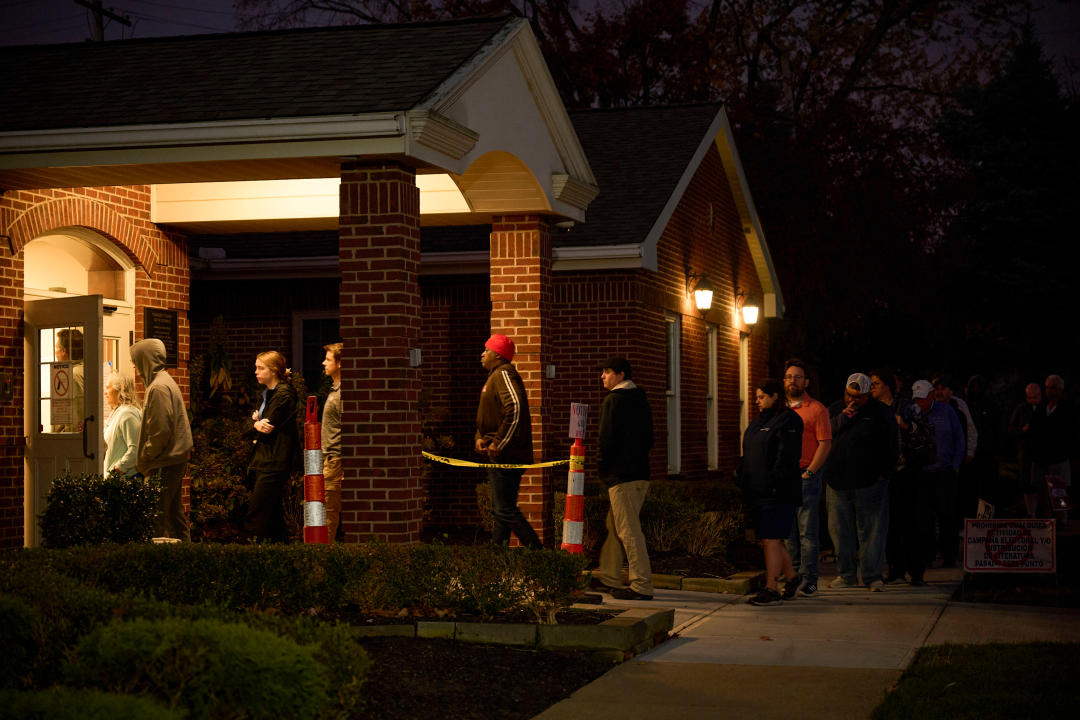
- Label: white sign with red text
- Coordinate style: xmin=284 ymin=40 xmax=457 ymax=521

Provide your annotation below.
xmin=964 ymin=519 xmax=1055 ymax=574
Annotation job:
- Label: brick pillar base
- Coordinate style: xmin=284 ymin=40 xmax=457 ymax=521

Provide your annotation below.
xmin=338 ymin=162 xmax=423 ymax=543
xmin=489 ymin=215 xmax=553 ymax=545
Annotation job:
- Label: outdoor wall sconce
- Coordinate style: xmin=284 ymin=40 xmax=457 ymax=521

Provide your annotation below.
xmin=685 ymin=266 xmax=714 ymax=314
xmin=736 ymin=287 xmax=760 ymax=325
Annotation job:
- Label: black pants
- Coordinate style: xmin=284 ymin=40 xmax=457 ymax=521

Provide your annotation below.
xmin=926 ymin=467 xmax=958 ymax=565
xmin=487 ymin=467 xmax=542 ymax=548
xmin=151 ymin=462 xmax=190 ymax=541
xmin=245 ymin=468 xmax=290 ymax=542
xmin=887 ymin=467 xmax=931 ymax=582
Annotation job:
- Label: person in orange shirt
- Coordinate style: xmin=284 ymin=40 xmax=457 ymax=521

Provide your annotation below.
xmin=783 ymin=358 xmax=832 ymax=596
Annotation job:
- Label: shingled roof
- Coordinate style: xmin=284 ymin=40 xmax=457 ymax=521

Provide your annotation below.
xmin=0 ymin=16 xmax=512 ymax=133
xmin=561 ymin=104 xmax=724 ymax=248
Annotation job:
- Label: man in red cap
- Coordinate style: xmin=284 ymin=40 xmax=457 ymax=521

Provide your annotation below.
xmin=475 ymin=333 xmax=542 ymax=548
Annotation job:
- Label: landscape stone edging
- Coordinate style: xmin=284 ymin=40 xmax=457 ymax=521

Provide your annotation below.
xmin=356 ymin=606 xmax=675 ymax=661
xmin=653 ymin=570 xmax=764 ymax=595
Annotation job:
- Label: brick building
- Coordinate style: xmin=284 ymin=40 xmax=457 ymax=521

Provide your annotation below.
xmin=0 ymin=16 xmax=781 ymax=548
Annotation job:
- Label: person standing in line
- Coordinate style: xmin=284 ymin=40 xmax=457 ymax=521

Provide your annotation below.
xmin=475 ymin=334 xmax=542 ymax=549
xmin=591 ymin=356 xmax=655 ymax=601
xmin=1009 ymin=382 xmax=1043 ymax=517
xmin=739 ymin=378 xmax=803 ymax=606
xmin=1029 ymin=374 xmax=1073 ymax=528
xmin=321 ymin=343 xmax=343 ymax=543
xmin=783 ymin=358 xmax=832 ymax=597
xmin=131 ymin=338 xmax=193 ymax=541
xmin=824 ymin=373 xmax=899 ymax=592
xmin=912 ymin=379 xmax=966 ymax=567
xmin=103 ymin=372 xmax=142 ymax=477
xmin=245 ymin=351 xmax=299 ymax=543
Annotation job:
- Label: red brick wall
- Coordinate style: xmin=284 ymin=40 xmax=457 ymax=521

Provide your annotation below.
xmin=0 ymin=185 xmax=189 ymax=547
xmin=337 ymin=162 xmax=424 ymax=544
xmin=417 ymin=276 xmax=490 ymax=526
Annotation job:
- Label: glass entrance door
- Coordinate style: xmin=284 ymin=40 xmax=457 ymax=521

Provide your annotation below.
xmin=24 ymin=295 xmax=104 ymax=546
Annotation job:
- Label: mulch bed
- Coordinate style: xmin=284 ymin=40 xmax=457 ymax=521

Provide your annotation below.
xmin=650 ymin=552 xmax=737 ymax=578
xmin=355 ymin=636 xmax=615 ymax=720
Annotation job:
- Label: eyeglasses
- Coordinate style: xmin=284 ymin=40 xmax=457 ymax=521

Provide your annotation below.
xmin=783 ymin=374 xmax=805 ymax=381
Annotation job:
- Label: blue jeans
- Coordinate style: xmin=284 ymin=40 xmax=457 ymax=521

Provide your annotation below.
xmin=826 ymin=477 xmax=889 ymax=585
xmin=786 ymin=470 xmax=821 ymax=583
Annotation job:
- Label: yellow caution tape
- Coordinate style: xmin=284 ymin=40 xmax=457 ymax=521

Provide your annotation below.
xmin=422 ymin=451 xmax=570 ymax=469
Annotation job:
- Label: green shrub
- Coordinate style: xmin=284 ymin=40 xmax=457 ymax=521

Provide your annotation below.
xmin=0 ymin=594 xmax=36 ymax=688
xmin=39 ymin=471 xmax=161 ymax=548
xmin=65 ymin=617 xmax=331 ymax=720
xmin=0 ymin=687 xmax=181 ymax=720
xmin=682 ymin=510 xmax=744 ymax=558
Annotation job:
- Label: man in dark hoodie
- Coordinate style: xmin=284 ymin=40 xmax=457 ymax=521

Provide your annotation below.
xmin=131 ymin=338 xmax=193 ymax=541
xmin=592 ymin=356 xmax=655 ymax=601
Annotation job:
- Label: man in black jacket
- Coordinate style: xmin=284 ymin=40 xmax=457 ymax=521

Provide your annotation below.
xmin=475 ymin=333 xmax=542 ymax=548
xmin=591 ymin=357 xmax=655 ymax=600
xmin=825 ymin=373 xmax=899 ymax=591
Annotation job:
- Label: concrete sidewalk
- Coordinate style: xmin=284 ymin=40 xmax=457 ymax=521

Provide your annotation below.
xmin=535 ymin=561 xmax=1080 ymax=720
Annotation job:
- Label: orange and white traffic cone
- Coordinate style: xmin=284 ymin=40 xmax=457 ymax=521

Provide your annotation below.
xmin=561 ymin=438 xmax=586 ymax=553
xmin=303 ymin=396 xmax=329 ymax=544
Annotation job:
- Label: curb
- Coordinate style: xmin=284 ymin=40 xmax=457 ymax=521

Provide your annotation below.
xmin=354 ymin=606 xmax=675 ymax=662
xmin=653 ymin=570 xmax=764 ymax=595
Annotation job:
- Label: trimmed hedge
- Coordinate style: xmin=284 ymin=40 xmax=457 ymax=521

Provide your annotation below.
xmin=39 ymin=471 xmax=161 ymax=548
xmin=0 ymin=687 xmax=180 ymax=720
xmin=8 ymin=542 xmax=587 ymax=620
xmin=65 ymin=617 xmax=330 ymax=720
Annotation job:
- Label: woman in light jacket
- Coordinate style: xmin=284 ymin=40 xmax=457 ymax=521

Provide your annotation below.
xmin=103 ymin=372 xmax=142 ymax=477
xmin=244 ymin=350 xmax=299 ymax=542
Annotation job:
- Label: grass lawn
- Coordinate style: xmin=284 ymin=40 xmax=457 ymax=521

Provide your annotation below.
xmin=874 ymin=642 xmax=1079 ymax=720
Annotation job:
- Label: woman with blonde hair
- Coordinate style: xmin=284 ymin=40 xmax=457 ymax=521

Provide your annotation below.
xmin=244 ymin=350 xmax=299 ymax=542
xmin=103 ymin=372 xmax=142 ymax=477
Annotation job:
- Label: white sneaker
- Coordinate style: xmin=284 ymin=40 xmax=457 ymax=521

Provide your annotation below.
xmin=869 ymin=580 xmax=884 ymax=592
xmin=829 ymin=576 xmax=856 ymax=589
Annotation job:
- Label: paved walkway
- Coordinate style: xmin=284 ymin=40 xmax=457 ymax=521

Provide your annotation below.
xmin=535 ymin=560 xmax=1080 ymax=720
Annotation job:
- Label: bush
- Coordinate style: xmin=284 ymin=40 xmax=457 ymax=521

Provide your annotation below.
xmin=0 ymin=687 xmax=180 ymax=720
xmin=553 ymin=488 xmax=611 ymax=554
xmin=65 ymin=617 xmax=331 ymax=720
xmin=0 ymin=594 xmax=36 ymax=688
xmin=39 ymin=471 xmax=161 ymax=548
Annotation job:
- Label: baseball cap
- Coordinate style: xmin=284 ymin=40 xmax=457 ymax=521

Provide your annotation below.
xmin=484 ymin=334 xmax=515 ymax=362
xmin=846 ymin=372 xmax=871 ymax=394
xmin=912 ymin=379 xmax=934 ymax=399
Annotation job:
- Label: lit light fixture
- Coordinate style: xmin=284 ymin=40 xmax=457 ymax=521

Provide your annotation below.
xmin=685 ymin=266 xmax=714 ymax=314
xmin=736 ymin=287 xmax=760 ymax=325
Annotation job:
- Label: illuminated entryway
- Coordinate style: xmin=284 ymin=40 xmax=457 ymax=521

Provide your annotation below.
xmin=22 ymin=228 xmax=136 ymax=546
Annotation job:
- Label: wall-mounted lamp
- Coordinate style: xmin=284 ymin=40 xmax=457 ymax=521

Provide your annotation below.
xmin=685 ymin=267 xmax=714 ymax=314
xmin=736 ymin=287 xmax=760 ymax=325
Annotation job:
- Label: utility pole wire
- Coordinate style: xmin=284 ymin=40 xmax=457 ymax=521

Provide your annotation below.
xmin=73 ymin=0 xmax=131 ymax=41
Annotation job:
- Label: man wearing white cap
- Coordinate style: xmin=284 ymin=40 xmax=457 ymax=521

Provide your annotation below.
xmin=824 ymin=373 xmax=899 ymax=591
xmin=476 ymin=333 xmax=542 ymax=549
xmin=911 ymin=379 xmax=966 ymax=568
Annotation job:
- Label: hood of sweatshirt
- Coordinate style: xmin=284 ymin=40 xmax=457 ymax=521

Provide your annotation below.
xmin=130 ymin=338 xmax=165 ymax=385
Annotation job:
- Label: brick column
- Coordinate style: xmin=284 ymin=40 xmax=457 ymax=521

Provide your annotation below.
xmin=0 ymin=245 xmax=23 ymax=548
xmin=338 ymin=162 xmax=423 ymax=543
xmin=489 ymin=215 xmax=554 ymax=545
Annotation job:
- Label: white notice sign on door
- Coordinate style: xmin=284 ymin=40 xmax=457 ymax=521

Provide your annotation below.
xmin=51 ymin=362 xmax=73 ymax=425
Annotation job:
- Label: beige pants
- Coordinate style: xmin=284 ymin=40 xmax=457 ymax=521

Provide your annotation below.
xmin=323 ymin=455 xmax=343 ymax=543
xmin=596 ymin=480 xmax=653 ymax=595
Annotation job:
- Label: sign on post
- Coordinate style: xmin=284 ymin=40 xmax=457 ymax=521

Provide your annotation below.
xmin=568 ymin=403 xmax=588 ymax=439
xmin=50 ymin=362 xmax=73 ymax=425
xmin=963 ymin=519 xmax=1056 ymax=573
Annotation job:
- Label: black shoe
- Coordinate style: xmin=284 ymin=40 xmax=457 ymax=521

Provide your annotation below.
xmin=748 ymin=588 xmax=782 ymax=606
xmin=780 ymin=577 xmax=799 ymax=601
xmin=609 ymin=587 xmax=653 ymax=601
xmin=909 ymin=577 xmax=926 ymax=587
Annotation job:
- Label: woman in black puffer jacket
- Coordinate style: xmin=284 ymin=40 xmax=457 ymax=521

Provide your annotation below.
xmin=738 ymin=378 xmax=803 ymax=606
xmin=244 ymin=350 xmax=299 ymax=542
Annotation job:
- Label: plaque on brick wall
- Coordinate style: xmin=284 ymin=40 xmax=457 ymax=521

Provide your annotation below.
xmin=144 ymin=308 xmax=178 ymax=368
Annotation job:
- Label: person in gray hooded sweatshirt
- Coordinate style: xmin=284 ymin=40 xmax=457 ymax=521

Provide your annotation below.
xmin=131 ymin=338 xmax=193 ymax=541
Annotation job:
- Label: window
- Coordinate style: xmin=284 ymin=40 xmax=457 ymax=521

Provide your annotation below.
xmin=665 ymin=314 xmax=681 ymax=474
xmin=291 ymin=311 xmax=339 ymax=407
xmin=40 ymin=325 xmax=86 ymax=434
xmin=706 ymin=325 xmax=718 ymax=470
